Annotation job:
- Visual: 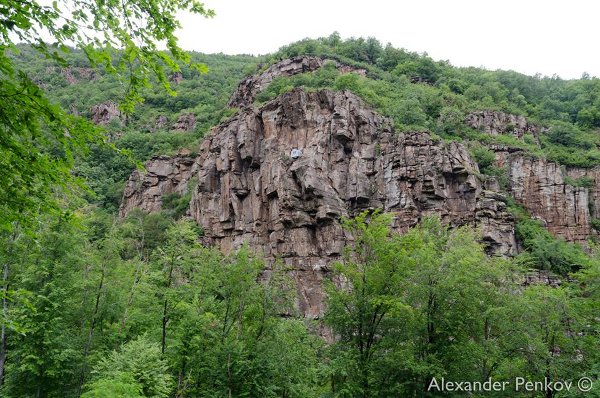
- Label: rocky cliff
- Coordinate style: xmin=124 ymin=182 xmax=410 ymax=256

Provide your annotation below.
xmin=120 ymin=154 xmax=197 ymax=217
xmin=119 ymin=57 xmax=598 ymax=318
xmin=466 ymin=110 xmax=541 ymax=141
xmin=487 ymin=147 xmax=596 ymax=245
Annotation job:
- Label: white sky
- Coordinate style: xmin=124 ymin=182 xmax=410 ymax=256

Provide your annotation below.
xmin=176 ymin=0 xmax=600 ymax=79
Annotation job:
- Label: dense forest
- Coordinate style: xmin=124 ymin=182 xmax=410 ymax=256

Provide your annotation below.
xmin=1 ymin=2 xmax=599 ymax=395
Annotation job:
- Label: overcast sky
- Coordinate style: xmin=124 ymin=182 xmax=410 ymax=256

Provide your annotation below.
xmin=175 ymin=0 xmax=599 ymax=79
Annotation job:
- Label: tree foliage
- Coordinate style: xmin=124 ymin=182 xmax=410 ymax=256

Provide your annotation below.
xmin=0 ymin=0 xmax=213 ymax=231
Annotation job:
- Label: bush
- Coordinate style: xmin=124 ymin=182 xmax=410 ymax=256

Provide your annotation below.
xmin=162 ymin=192 xmax=191 ymax=220
xmin=471 ymin=145 xmax=496 ymax=173
xmin=546 ymin=121 xmax=593 ymax=149
xmin=85 ymin=336 xmax=172 ymax=398
xmin=564 ymin=176 xmax=595 ymax=188
xmin=515 ymin=218 xmax=590 ymax=275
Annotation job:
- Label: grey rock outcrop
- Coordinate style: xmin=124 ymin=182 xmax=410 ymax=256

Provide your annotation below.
xmin=60 ymin=67 xmax=98 ymax=85
xmin=171 ymin=113 xmax=196 ymax=132
xmin=90 ymin=101 xmax=121 ymax=125
xmin=155 ymin=115 xmax=169 ymax=130
xmin=120 ymin=88 xmax=519 ymax=318
xmin=119 ymin=155 xmax=197 ymax=217
xmin=120 ymin=70 xmax=600 ymax=317
xmin=169 ymin=71 xmax=183 ymax=84
xmin=466 ymin=110 xmax=540 ymax=141
xmin=505 ymin=155 xmax=591 ymax=243
xmin=469 ymin=112 xmax=594 ymax=245
xmin=228 ymin=56 xmax=367 ymax=108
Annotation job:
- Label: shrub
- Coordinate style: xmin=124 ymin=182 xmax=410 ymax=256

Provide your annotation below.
xmin=515 ymin=218 xmax=590 ymax=275
xmin=471 ymin=145 xmax=496 ymax=173
xmin=564 ymin=176 xmax=595 ymax=188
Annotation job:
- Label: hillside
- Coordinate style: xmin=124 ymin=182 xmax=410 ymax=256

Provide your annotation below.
xmin=1 ymin=36 xmax=599 ymax=397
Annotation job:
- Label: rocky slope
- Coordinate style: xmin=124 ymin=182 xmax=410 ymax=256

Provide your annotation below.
xmin=119 ymin=57 xmax=598 ymax=317
xmin=228 ymin=55 xmax=367 ymax=108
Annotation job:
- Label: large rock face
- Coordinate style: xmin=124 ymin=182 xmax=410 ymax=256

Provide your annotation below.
xmin=489 ymin=147 xmax=596 ymax=245
xmin=121 ymin=88 xmax=518 ymax=318
xmin=506 ymin=155 xmax=591 ymax=243
xmin=119 ymin=59 xmax=599 ymax=318
xmin=90 ymin=101 xmax=121 ymax=125
xmin=171 ymin=113 xmax=196 ymax=132
xmin=60 ymin=67 xmax=98 ymax=85
xmin=567 ymin=166 xmax=600 ymax=222
xmin=192 ymin=89 xmax=516 ymax=258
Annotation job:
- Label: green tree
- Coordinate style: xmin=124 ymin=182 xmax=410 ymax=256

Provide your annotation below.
xmin=83 ymin=336 xmax=172 ymax=398
xmin=1 ymin=214 xmax=88 ymax=397
xmin=324 ymin=211 xmax=409 ymax=397
xmin=325 ymin=213 xmax=515 ymax=397
xmin=164 ymin=244 xmax=320 ymax=397
xmin=0 ymin=0 xmax=214 ymax=231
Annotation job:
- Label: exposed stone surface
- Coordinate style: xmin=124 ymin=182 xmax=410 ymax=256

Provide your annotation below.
xmin=155 ymin=115 xmax=169 ymax=130
xmin=466 ymin=110 xmax=540 ymax=140
xmin=506 ymin=155 xmax=591 ymax=243
xmin=471 ymin=112 xmax=595 ymax=245
xmin=488 ymin=147 xmax=594 ymax=244
xmin=567 ymin=166 xmax=600 ymax=222
xmin=192 ymin=89 xmax=518 ymax=316
xmin=228 ymin=56 xmax=368 ymax=108
xmin=121 ymin=75 xmax=600 ymax=318
xmin=121 ymin=89 xmax=521 ymax=317
xmin=523 ymin=269 xmax=563 ymax=287
xmin=69 ymin=104 xmax=80 ymax=117
xmin=169 ymin=71 xmax=183 ymax=84
xmin=60 ymin=67 xmax=98 ymax=84
xmin=90 ymin=101 xmax=121 ymax=125
xmin=171 ymin=113 xmax=196 ymax=132
xmin=119 ymin=155 xmax=197 ymax=217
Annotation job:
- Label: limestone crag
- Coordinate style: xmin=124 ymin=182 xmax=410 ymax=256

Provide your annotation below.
xmin=59 ymin=67 xmax=98 ymax=85
xmin=567 ymin=166 xmax=600 ymax=222
xmin=489 ymin=147 xmax=595 ymax=245
xmin=523 ymin=269 xmax=563 ymax=287
xmin=228 ymin=56 xmax=367 ymax=108
xmin=193 ymin=89 xmax=516 ymax=258
xmin=154 ymin=115 xmax=169 ymax=130
xmin=169 ymin=71 xmax=183 ymax=84
xmin=188 ymin=88 xmax=516 ymax=317
xmin=117 ymin=57 xmax=600 ymax=317
xmin=119 ymin=155 xmax=197 ymax=217
xmin=468 ymin=113 xmax=595 ymax=245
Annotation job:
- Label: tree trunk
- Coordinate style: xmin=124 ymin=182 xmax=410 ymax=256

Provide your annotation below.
xmin=161 ymin=258 xmax=175 ymax=354
xmin=77 ymin=265 xmax=106 ymax=395
xmin=0 ymin=261 xmax=9 ymax=386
